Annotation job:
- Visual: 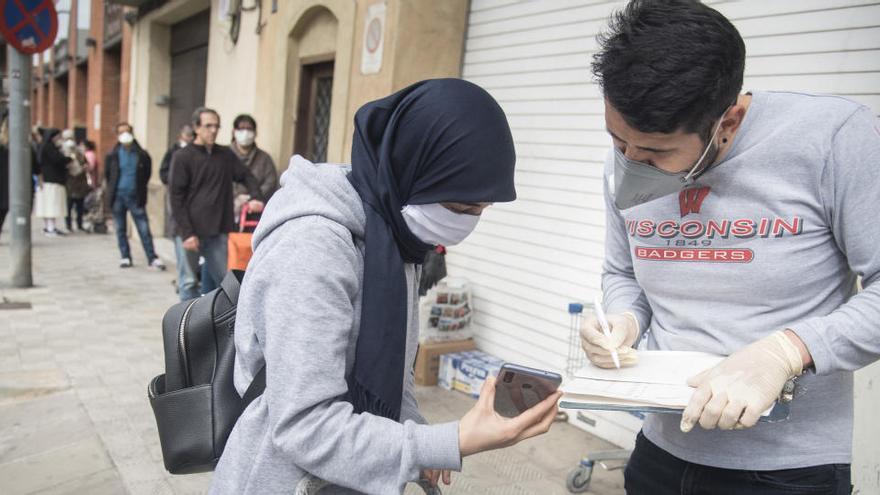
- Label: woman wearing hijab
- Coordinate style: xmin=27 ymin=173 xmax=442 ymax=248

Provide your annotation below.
xmin=212 ymin=79 xmax=561 ymax=494
xmin=34 ymin=128 xmax=72 ymax=236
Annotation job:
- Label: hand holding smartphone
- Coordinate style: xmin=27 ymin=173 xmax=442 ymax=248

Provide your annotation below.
xmin=493 ymin=363 xmax=563 ymax=418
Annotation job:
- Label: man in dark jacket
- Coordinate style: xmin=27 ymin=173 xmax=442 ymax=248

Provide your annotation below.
xmin=160 ymin=124 xmax=197 ymax=299
xmin=169 ymin=107 xmax=264 ymax=295
xmin=104 ymin=122 xmax=165 ymax=270
xmin=159 ymin=124 xmax=194 ymax=238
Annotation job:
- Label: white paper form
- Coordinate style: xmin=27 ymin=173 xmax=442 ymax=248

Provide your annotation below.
xmin=572 ymin=350 xmax=724 ymax=385
xmin=562 ymin=380 xmax=695 ymax=407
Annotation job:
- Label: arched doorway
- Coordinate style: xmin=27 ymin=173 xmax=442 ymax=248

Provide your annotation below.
xmin=288 ymin=7 xmax=338 ymax=163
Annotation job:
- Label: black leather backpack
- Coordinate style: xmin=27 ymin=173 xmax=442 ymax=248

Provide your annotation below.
xmin=148 ymin=270 xmax=265 ymax=474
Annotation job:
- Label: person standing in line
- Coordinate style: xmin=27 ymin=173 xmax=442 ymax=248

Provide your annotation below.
xmin=61 ymin=130 xmax=90 ymax=233
xmin=0 ymin=114 xmax=8 ymax=240
xmin=104 ymin=123 xmax=166 ymax=270
xmin=34 ymin=128 xmax=71 ymax=236
xmin=83 ymin=140 xmax=99 ymax=190
xmin=28 ymin=126 xmax=41 ymax=210
xmin=230 ymin=114 xmax=278 ymax=221
xmin=169 ymin=107 xmax=265 ymax=294
xmin=160 ymin=124 xmax=199 ymax=300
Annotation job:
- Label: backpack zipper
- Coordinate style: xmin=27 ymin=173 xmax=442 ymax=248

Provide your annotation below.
xmin=178 ymin=299 xmax=199 ymax=387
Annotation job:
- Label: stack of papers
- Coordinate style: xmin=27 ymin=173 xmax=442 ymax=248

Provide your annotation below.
xmin=560 ymin=351 xmax=723 ymax=413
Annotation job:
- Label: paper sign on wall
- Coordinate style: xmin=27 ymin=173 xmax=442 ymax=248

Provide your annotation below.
xmin=361 ymin=2 xmax=386 ymax=75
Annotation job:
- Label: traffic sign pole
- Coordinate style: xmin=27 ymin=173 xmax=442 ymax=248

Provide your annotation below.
xmin=8 ymin=45 xmax=33 ymax=287
xmin=3 ymin=0 xmax=59 ymax=287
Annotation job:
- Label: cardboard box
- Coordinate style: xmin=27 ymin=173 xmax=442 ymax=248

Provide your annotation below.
xmin=414 ymin=339 xmax=476 ymax=386
xmin=438 ymin=350 xmax=505 ymax=398
xmin=453 ymin=354 xmax=503 ymax=398
xmin=439 ymin=351 xmax=471 ymax=390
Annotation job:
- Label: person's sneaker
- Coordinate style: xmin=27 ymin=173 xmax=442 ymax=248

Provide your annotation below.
xmin=150 ymin=258 xmax=167 ymax=271
xmin=119 ymin=258 xmax=133 ymax=268
xmin=43 ymin=229 xmax=59 ymax=237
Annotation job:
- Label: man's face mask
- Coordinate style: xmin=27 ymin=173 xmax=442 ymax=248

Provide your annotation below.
xmin=118 ymin=132 xmax=134 ymax=145
xmin=401 ymin=203 xmax=481 ymax=247
xmin=613 ymin=117 xmax=724 ymax=210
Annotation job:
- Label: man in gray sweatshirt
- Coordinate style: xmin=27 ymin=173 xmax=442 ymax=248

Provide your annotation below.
xmin=579 ymin=1 xmax=880 ymax=494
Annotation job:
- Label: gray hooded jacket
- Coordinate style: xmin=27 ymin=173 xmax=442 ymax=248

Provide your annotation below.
xmin=210 ymin=156 xmax=461 ymax=494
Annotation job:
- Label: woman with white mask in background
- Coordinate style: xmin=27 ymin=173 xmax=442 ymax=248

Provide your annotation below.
xmin=60 ymin=129 xmax=90 ymax=233
xmin=230 ymin=114 xmax=278 ymax=223
xmin=212 ymin=79 xmax=562 ymax=495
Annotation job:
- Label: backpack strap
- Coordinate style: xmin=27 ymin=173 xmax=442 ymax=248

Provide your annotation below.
xmin=221 ymin=270 xmax=244 ymax=304
xmin=242 ymin=365 xmax=266 ymax=404
xmin=220 ymin=270 xmax=265 ymax=404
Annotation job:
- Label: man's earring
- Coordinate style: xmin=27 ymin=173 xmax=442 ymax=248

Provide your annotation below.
xmin=722 ymin=138 xmax=728 ymax=144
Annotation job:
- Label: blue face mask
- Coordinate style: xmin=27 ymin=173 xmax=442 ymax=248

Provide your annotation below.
xmin=613 ymin=117 xmax=724 ymax=210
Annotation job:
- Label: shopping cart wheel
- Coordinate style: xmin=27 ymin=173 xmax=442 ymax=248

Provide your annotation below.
xmin=566 ymin=464 xmax=593 ymax=493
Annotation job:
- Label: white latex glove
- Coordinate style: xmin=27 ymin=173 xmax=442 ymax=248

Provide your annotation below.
xmin=580 ymin=312 xmax=640 ymax=368
xmin=681 ymin=331 xmax=803 ymax=432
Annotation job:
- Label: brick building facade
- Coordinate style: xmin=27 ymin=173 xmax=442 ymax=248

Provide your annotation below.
xmin=29 ymin=0 xmax=133 ymax=170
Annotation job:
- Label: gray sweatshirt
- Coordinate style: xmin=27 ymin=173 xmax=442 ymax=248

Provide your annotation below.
xmin=211 ymin=156 xmax=462 ymax=494
xmin=602 ymin=91 xmax=880 ymax=470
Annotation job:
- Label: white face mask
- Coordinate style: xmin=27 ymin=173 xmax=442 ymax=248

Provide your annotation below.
xmin=179 ymin=140 xmax=188 ymax=148
xmin=118 ymin=132 xmax=134 ymax=145
xmin=234 ymin=129 xmax=255 ymax=147
xmin=62 ymin=139 xmax=76 ymax=152
xmin=401 ymin=203 xmax=481 ymax=247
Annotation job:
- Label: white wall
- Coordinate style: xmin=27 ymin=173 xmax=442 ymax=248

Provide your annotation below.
xmin=204 ymin=0 xmax=261 ymax=147
xmin=457 ymin=0 xmax=880 ymax=488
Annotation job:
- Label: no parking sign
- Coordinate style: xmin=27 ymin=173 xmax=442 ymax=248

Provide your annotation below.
xmin=0 ymin=0 xmax=58 ymax=55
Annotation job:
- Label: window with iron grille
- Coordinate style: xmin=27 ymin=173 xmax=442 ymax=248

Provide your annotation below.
xmin=294 ymin=61 xmax=334 ymax=163
xmin=312 ymin=75 xmax=332 ymax=163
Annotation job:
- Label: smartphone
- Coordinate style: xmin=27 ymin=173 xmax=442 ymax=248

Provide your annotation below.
xmin=493 ymin=363 xmax=563 ymax=418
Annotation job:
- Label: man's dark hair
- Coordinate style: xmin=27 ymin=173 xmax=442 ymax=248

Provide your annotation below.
xmin=592 ymin=0 xmax=745 ymax=137
xmin=233 ymin=114 xmax=257 ymax=131
xmin=116 ymin=122 xmax=133 ymax=133
xmin=191 ymin=107 xmax=220 ymax=127
xmin=84 ymin=140 xmax=96 ymax=151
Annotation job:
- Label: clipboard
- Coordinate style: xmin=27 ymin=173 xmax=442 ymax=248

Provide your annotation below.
xmin=558 ymin=399 xmax=791 ymax=423
xmin=559 ymin=350 xmax=793 ymax=424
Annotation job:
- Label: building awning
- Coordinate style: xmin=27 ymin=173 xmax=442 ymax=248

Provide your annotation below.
xmin=105 ymin=0 xmax=167 ymax=20
xmin=105 ymin=0 xmax=151 ymax=6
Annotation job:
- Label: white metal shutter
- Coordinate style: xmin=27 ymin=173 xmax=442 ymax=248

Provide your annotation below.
xmin=456 ymin=0 xmax=880 ymax=449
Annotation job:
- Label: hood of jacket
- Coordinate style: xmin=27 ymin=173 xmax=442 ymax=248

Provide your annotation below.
xmin=252 ymin=155 xmax=365 ymax=250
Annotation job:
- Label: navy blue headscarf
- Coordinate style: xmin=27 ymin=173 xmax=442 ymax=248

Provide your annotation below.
xmin=347 ymin=79 xmax=516 ymax=420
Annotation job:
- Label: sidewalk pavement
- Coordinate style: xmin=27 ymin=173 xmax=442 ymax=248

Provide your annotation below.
xmin=0 ymin=225 xmax=625 ymax=495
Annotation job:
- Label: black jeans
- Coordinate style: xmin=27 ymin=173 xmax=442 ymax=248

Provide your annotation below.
xmin=625 ymin=431 xmax=852 ymax=495
xmin=67 ymin=197 xmax=85 ymax=230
